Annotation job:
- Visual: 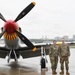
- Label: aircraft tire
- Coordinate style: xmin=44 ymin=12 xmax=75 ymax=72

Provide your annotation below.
xmin=41 ymin=57 xmax=46 ymax=69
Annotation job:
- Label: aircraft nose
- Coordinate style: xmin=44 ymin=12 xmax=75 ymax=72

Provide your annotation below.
xmin=4 ymin=20 xmax=19 ymax=34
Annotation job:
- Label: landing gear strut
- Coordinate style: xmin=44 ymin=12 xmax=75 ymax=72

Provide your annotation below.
xmin=40 ymin=47 xmax=48 ymax=70
xmin=8 ymin=49 xmax=18 ymax=63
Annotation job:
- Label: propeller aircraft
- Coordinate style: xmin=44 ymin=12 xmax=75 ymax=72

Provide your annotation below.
xmin=0 ymin=2 xmax=45 ymax=63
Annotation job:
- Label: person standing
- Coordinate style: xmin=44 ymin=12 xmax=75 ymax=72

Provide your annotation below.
xmin=49 ymin=40 xmax=59 ymax=74
xmin=58 ymin=38 xmax=70 ymax=75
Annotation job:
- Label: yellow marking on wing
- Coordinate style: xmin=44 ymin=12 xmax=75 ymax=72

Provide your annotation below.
xmin=57 ymin=42 xmax=62 ymax=46
xmin=32 ymin=47 xmax=36 ymax=51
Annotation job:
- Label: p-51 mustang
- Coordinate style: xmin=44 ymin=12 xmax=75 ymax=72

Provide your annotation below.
xmin=0 ymin=2 xmax=49 ymax=63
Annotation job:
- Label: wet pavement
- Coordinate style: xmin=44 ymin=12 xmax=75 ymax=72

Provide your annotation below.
xmin=0 ymin=48 xmax=75 ymax=75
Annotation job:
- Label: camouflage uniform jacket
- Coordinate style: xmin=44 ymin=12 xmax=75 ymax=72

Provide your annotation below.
xmin=58 ymin=43 xmax=70 ymax=57
xmin=49 ymin=44 xmax=59 ymax=57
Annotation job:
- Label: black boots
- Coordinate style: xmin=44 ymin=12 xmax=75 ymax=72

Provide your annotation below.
xmin=52 ymin=70 xmax=57 ymax=74
xmin=66 ymin=70 xmax=70 ymax=75
xmin=60 ymin=70 xmax=70 ymax=75
xmin=60 ymin=70 xmax=64 ymax=74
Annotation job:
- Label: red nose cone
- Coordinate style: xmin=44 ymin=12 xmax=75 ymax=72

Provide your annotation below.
xmin=4 ymin=20 xmax=19 ymax=34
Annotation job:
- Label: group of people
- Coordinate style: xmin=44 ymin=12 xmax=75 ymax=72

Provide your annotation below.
xmin=49 ymin=38 xmax=70 ymax=75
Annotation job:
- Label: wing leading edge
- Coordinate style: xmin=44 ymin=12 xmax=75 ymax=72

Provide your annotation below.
xmin=16 ymin=44 xmax=50 ymax=58
xmin=0 ymin=44 xmax=50 ymax=59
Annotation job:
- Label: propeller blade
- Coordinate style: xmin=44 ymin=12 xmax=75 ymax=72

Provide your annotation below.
xmin=0 ymin=30 xmax=6 ymax=38
xmin=0 ymin=13 xmax=6 ymax=22
xmin=15 ymin=30 xmax=36 ymax=51
xmin=15 ymin=2 xmax=36 ymax=22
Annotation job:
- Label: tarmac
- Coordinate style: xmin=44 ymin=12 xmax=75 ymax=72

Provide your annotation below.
xmin=0 ymin=47 xmax=74 ymax=75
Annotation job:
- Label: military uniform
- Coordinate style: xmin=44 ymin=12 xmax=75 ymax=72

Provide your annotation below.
xmin=58 ymin=43 xmax=70 ymax=74
xmin=49 ymin=44 xmax=59 ymax=74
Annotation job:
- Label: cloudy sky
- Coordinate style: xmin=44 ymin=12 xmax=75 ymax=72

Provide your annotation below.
xmin=0 ymin=0 xmax=75 ymax=39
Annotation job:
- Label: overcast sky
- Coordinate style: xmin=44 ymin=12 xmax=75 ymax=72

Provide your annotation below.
xmin=0 ymin=0 xmax=75 ymax=39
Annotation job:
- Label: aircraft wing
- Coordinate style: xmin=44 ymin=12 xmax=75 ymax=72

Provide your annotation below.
xmin=16 ymin=43 xmax=50 ymax=58
xmin=0 ymin=47 xmax=9 ymax=58
xmin=0 ymin=42 xmax=50 ymax=59
xmin=0 ymin=40 xmax=9 ymax=58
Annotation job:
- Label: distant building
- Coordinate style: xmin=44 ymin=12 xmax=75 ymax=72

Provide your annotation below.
xmin=63 ymin=35 xmax=69 ymax=40
xmin=54 ymin=37 xmax=62 ymax=40
xmin=73 ymin=35 xmax=75 ymax=40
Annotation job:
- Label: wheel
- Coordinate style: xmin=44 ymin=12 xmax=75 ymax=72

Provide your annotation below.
xmin=41 ymin=57 xmax=46 ymax=68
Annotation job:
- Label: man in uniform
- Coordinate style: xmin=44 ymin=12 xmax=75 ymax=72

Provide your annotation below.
xmin=58 ymin=38 xmax=70 ymax=75
xmin=49 ymin=40 xmax=59 ymax=74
